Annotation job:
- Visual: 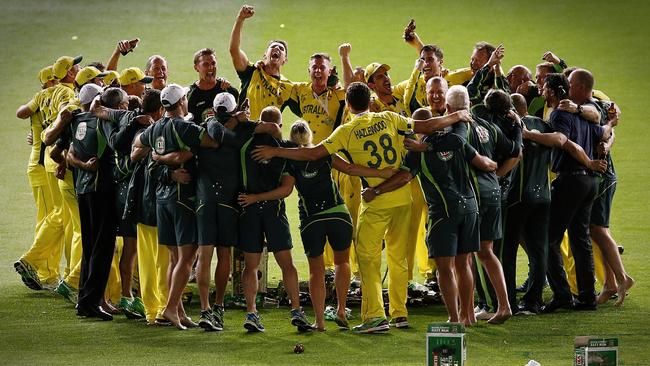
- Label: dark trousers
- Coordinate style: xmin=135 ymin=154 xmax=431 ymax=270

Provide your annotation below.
xmin=501 ymin=201 xmax=550 ymax=307
xmin=546 ymin=174 xmax=598 ymax=304
xmin=77 ymin=191 xmax=117 ymax=308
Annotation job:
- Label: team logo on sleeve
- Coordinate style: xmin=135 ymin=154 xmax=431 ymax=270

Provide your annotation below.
xmin=155 ymin=136 xmax=166 ymax=154
xmin=75 ymin=122 xmax=87 ymax=140
xmin=437 ymin=151 xmax=454 ymax=161
xmin=476 ymin=126 xmax=490 ymax=144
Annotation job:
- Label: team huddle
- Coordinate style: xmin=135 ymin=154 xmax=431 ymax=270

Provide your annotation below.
xmin=14 ymin=5 xmax=634 ymax=334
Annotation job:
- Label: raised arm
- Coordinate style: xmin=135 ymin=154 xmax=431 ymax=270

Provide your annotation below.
xmin=338 ymin=43 xmax=354 ymax=89
xmin=332 ymin=154 xmax=397 ymax=179
xmin=230 ymin=5 xmax=254 ymax=72
xmin=107 ymin=39 xmax=139 ymax=71
xmin=403 ymin=19 xmax=424 ymax=53
xmin=237 ymin=174 xmax=295 ymax=207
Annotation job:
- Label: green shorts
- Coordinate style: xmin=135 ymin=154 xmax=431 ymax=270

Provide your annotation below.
xmin=591 ymin=179 xmax=616 ymax=228
xmin=196 ymin=201 xmax=239 ymax=247
xmin=238 ymin=200 xmax=292 ymax=253
xmin=156 ymin=200 xmax=197 ymax=246
xmin=426 ymin=210 xmax=479 ymax=257
xmin=299 ymin=207 xmax=352 ymax=258
xmin=478 ymin=204 xmax=502 ymax=241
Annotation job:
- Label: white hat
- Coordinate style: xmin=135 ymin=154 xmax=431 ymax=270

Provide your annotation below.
xmin=79 ymin=83 xmax=103 ymax=105
xmin=213 ymin=92 xmax=237 ymax=114
xmin=160 ymin=83 xmax=188 ymax=108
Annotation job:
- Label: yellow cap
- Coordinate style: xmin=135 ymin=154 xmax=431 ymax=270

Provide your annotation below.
xmin=118 ymin=67 xmax=154 ymax=86
xmin=75 ymin=66 xmax=108 ymax=87
xmin=38 ymin=66 xmax=55 ymax=85
xmin=103 ymin=70 xmax=120 ymax=86
xmin=364 ymin=62 xmax=390 ymax=83
xmin=53 ymin=55 xmax=83 ymax=79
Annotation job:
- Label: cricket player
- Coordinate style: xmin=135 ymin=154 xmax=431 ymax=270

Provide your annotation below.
xmin=13 ymin=66 xmax=58 ymax=290
xmin=229 ymin=5 xmax=293 ymax=120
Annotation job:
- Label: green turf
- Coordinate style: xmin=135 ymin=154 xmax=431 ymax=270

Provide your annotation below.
xmin=1 ymin=0 xmax=649 ymax=364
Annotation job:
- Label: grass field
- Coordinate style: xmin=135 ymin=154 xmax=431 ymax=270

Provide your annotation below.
xmin=1 ymin=0 xmax=649 ymax=365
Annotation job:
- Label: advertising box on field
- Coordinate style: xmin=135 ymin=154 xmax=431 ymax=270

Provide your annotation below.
xmin=574 ymin=336 xmax=618 ymax=366
xmin=426 ymin=323 xmax=466 ymax=366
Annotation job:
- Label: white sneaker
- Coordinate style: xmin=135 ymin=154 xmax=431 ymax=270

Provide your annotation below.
xmin=475 ymin=309 xmax=495 ymax=320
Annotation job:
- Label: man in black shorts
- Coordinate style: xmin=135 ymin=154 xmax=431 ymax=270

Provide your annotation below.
xmin=133 ymin=84 xmax=223 ymax=329
xmin=235 ymin=106 xmax=312 ymax=333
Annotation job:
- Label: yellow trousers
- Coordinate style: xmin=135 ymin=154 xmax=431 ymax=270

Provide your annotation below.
xmin=22 ymin=172 xmax=66 ymax=284
xmin=137 ymin=224 xmax=170 ymax=322
xmin=560 ymin=233 xmax=606 ymax=295
xmin=27 ymin=166 xmax=53 ymax=237
xmin=356 ymin=204 xmax=411 ymax=321
xmin=59 ymin=180 xmax=82 ymax=284
xmin=331 ymin=171 xmax=361 ymax=275
xmin=406 ymin=179 xmax=434 ymax=281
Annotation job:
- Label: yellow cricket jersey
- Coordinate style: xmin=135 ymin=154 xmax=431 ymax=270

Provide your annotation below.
xmin=395 ymin=67 xmax=474 ymax=117
xmin=321 ymin=111 xmax=412 ymax=209
xmin=369 ymin=89 xmax=408 ymax=116
xmin=40 ymin=82 xmax=76 ymax=190
xmin=286 ymin=82 xmax=347 ymax=144
xmin=444 ymin=67 xmax=474 ymax=86
xmin=44 ymin=82 xmax=76 ymax=126
xmin=237 ymin=63 xmax=293 ymax=120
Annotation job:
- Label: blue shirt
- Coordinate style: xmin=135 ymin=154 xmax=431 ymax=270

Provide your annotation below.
xmin=550 ymin=110 xmax=603 ymax=173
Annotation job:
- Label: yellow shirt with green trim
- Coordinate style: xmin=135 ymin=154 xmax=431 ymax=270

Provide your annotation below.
xmin=236 ymin=63 xmax=293 ymax=120
xmin=396 ymin=67 xmax=475 ymax=117
xmin=321 ymin=111 xmax=412 ymax=209
xmin=285 ymin=82 xmax=347 ymax=144
xmin=40 ymin=82 xmax=76 ymax=178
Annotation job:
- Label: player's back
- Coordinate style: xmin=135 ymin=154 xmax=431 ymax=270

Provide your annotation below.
xmin=322 ymin=110 xmax=411 ymax=208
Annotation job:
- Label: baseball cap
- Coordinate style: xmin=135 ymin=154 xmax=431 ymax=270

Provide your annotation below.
xmin=78 ymin=83 xmax=103 ymax=105
xmin=364 ymin=62 xmax=390 ymax=83
xmin=53 ymin=55 xmax=83 ymax=79
xmin=75 ymin=66 xmax=108 ymax=87
xmin=103 ymin=70 xmax=120 ymax=86
xmin=38 ymin=66 xmax=55 ymax=85
xmin=213 ymin=92 xmax=237 ymax=113
xmin=118 ymin=67 xmax=154 ymax=86
xmin=160 ymin=83 xmax=189 ymax=108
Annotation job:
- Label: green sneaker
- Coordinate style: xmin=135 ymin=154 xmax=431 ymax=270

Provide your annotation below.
xmin=130 ymin=297 xmax=146 ymax=318
xmin=13 ymin=259 xmax=42 ymax=291
xmin=55 ymin=280 xmax=78 ymax=304
xmin=117 ymin=297 xmax=142 ymax=319
xmin=352 ymin=317 xmax=389 ymax=334
xmin=212 ymin=304 xmax=225 ymax=329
